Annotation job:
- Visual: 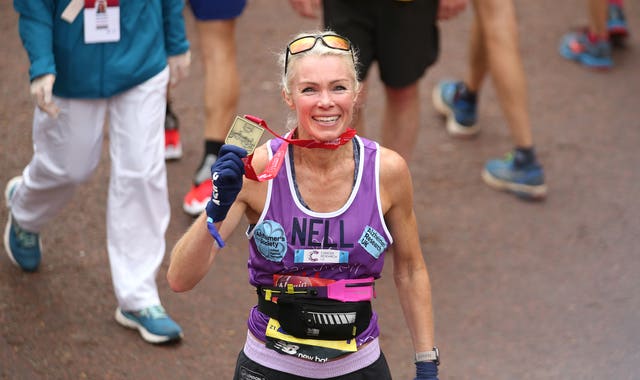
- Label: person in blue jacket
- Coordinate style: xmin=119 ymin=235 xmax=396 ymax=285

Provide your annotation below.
xmin=4 ymin=0 xmax=191 ymax=344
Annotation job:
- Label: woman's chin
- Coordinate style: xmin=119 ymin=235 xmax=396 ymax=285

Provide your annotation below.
xmin=310 ymin=127 xmax=345 ymax=141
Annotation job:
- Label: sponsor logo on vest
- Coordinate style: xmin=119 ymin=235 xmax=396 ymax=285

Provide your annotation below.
xmin=358 ymin=226 xmax=387 ymax=258
xmin=254 ymin=220 xmax=287 ymax=262
xmin=294 ymin=249 xmax=349 ymax=264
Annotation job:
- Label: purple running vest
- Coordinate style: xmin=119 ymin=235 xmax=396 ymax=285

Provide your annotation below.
xmin=246 ymin=136 xmax=393 ymax=345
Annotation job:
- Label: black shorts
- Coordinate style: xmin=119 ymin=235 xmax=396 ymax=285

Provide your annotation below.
xmin=323 ymin=0 xmax=439 ymax=88
xmin=232 ymin=349 xmax=393 ymax=380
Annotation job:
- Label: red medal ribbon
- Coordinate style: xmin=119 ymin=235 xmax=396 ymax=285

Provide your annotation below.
xmin=243 ymin=115 xmax=356 ymax=182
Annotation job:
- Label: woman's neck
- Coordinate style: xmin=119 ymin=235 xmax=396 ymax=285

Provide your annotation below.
xmin=291 ymin=141 xmax=353 ymax=172
xmin=289 ymin=139 xmax=358 ymax=212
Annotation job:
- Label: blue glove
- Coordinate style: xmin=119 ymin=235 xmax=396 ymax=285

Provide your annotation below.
xmin=205 ymin=145 xmax=247 ymax=246
xmin=414 ymin=361 xmax=438 ymax=380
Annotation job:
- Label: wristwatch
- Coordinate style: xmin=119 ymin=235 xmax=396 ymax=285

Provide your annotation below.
xmin=415 ymin=346 xmax=440 ymax=365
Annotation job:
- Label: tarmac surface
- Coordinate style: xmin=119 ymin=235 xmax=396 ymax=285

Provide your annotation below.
xmin=1 ymin=1 xmax=639 ymax=379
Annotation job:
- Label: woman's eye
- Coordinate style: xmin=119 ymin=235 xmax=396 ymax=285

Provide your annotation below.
xmin=301 ymin=87 xmax=315 ymax=93
xmin=333 ymin=85 xmax=347 ymax=91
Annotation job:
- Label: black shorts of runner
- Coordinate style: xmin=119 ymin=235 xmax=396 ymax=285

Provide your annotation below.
xmin=232 ymin=349 xmax=393 ymax=380
xmin=323 ymin=0 xmax=439 ymax=88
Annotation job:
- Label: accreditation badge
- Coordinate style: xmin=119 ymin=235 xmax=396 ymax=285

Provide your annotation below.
xmin=84 ymin=0 xmax=120 ymax=44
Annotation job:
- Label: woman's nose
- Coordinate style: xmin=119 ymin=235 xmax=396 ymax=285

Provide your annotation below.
xmin=317 ymin=90 xmax=334 ymax=107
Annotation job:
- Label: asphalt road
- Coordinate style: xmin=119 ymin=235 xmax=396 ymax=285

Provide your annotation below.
xmin=1 ymin=1 xmax=639 ymax=379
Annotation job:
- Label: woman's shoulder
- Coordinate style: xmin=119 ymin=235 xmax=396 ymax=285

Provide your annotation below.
xmin=249 ymin=141 xmax=274 ymax=172
xmin=378 ymin=145 xmax=408 ymax=175
xmin=377 ymin=145 xmax=412 ymax=205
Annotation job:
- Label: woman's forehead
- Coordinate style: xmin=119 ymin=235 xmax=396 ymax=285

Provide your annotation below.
xmin=291 ymin=54 xmax=353 ymax=79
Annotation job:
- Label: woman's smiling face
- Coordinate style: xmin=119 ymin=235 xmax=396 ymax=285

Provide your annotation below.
xmin=283 ymin=54 xmax=359 ymax=142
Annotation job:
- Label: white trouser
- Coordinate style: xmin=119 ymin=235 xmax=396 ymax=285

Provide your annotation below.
xmin=10 ymin=68 xmax=170 ymax=311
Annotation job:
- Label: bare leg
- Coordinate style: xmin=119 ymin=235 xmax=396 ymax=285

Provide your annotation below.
xmin=381 ymin=83 xmax=420 ymax=162
xmin=464 ymin=12 xmax=488 ymax=93
xmin=471 ymin=0 xmax=533 ymax=148
xmin=196 ymin=19 xmax=239 ymax=142
xmin=589 ymin=0 xmax=609 ymax=37
xmin=182 ymin=19 xmax=241 ymax=216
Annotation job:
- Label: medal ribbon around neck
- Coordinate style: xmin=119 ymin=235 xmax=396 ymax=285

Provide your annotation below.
xmin=242 ymin=114 xmax=356 ymax=182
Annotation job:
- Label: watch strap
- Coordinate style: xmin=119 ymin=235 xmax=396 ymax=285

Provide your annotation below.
xmin=415 ymin=347 xmax=439 ymax=365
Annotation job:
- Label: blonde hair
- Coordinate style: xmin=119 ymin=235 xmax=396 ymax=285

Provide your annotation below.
xmin=280 ymin=30 xmax=360 ymax=95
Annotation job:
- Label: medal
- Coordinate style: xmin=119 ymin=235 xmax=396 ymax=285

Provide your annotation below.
xmin=225 ymin=115 xmax=265 ymax=155
xmin=233 ymin=114 xmax=357 ymax=182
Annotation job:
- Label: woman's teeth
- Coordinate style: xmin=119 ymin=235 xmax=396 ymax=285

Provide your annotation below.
xmin=314 ymin=116 xmax=339 ymax=123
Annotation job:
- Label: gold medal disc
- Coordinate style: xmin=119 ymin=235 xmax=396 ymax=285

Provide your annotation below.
xmin=225 ymin=115 xmax=265 ymax=155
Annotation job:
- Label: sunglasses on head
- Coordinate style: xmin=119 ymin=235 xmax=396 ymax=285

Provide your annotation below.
xmin=284 ymin=34 xmax=353 ymax=74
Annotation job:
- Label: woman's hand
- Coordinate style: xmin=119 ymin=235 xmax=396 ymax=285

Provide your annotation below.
xmin=205 ymin=145 xmax=247 ymax=223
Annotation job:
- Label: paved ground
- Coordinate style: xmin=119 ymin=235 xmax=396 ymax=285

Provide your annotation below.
xmin=1 ymin=1 xmax=639 ymax=379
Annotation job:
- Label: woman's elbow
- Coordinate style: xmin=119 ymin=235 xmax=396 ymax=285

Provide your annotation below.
xmin=166 ymin=271 xmax=195 ymax=293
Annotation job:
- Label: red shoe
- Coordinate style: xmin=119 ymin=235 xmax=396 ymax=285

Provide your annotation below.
xmin=182 ymin=180 xmax=212 ymax=216
xmin=164 ymin=102 xmax=182 ymax=160
xmin=164 ymin=128 xmax=182 ymax=160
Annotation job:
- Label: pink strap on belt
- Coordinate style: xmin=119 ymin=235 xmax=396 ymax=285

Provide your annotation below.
xmin=261 ymin=277 xmax=376 ymax=303
xmin=326 ymin=277 xmax=375 ymax=302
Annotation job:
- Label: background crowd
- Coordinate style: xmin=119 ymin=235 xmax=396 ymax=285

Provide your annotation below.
xmin=0 ymin=1 xmax=637 ymax=379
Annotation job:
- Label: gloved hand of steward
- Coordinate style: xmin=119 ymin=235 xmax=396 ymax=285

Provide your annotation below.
xmin=205 ymin=144 xmax=247 ymax=247
xmin=168 ymin=50 xmax=191 ymax=87
xmin=30 ymin=74 xmax=59 ymax=118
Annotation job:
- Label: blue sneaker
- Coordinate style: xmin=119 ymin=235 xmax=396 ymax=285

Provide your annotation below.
xmin=559 ymin=31 xmax=612 ymax=70
xmin=115 ymin=305 xmax=183 ymax=344
xmin=482 ymin=153 xmax=547 ymax=200
xmin=432 ymin=80 xmax=479 ymax=138
xmin=4 ymin=176 xmax=42 ymax=272
xmin=608 ymin=3 xmax=629 ymax=47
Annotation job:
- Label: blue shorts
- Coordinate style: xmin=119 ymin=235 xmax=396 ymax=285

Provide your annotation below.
xmin=189 ymin=0 xmax=247 ymax=20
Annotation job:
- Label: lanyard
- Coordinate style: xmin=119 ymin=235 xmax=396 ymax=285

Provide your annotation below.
xmin=242 ymin=115 xmax=356 ymax=182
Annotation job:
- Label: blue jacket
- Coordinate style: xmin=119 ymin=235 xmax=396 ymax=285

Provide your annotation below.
xmin=14 ymin=0 xmax=190 ymax=98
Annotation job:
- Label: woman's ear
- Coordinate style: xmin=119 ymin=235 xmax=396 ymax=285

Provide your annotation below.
xmin=353 ymin=85 xmax=361 ymax=105
xmin=354 ymin=80 xmax=366 ymax=110
xmin=282 ymin=88 xmax=294 ymax=109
